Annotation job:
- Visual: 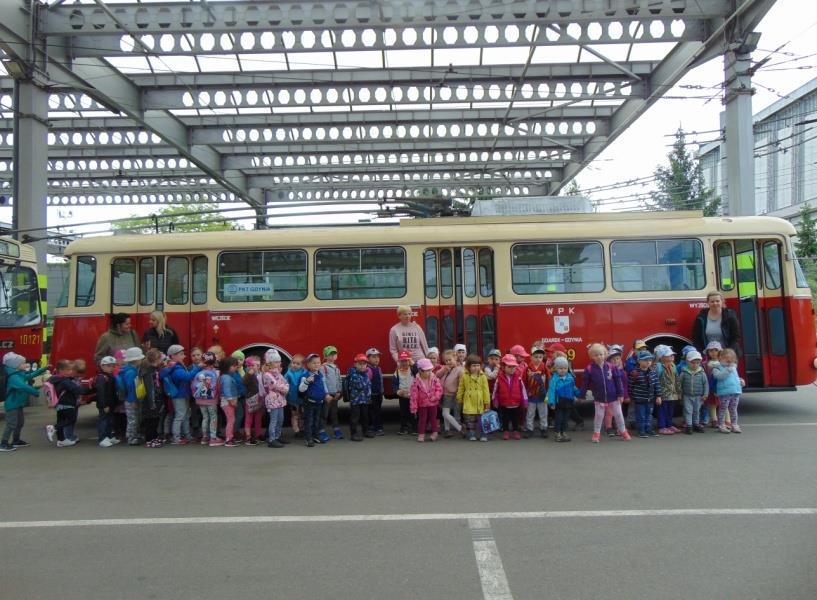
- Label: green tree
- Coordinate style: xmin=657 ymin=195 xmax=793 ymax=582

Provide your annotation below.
xmin=112 ymin=202 xmax=240 ymax=234
xmin=795 ymin=204 xmax=817 ymax=258
xmin=651 ymin=128 xmax=721 ymax=216
xmin=561 ymin=180 xmax=581 ymax=196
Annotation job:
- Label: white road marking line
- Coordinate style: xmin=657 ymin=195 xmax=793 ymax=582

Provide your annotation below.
xmin=469 ymin=518 xmax=514 ymax=600
xmin=740 ymin=422 xmax=817 ymax=427
xmin=1 ymin=508 xmax=817 ymax=529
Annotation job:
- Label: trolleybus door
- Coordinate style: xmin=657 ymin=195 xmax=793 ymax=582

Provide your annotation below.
xmin=714 ymin=239 xmax=790 ymax=388
xmin=422 ymin=247 xmax=496 ymax=358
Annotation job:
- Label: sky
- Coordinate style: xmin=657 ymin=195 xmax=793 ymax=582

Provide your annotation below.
xmin=5 ymin=0 xmax=817 ymax=234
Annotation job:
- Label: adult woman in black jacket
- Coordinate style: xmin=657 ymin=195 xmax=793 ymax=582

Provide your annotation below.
xmin=692 ymin=291 xmax=742 ymax=352
xmin=142 ymin=311 xmax=179 ymax=354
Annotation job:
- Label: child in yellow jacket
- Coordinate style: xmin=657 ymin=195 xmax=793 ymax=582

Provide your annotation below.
xmin=457 ymin=354 xmax=491 ymax=442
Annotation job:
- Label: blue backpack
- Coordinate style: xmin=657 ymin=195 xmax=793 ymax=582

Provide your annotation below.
xmin=480 ymin=409 xmax=501 ymax=434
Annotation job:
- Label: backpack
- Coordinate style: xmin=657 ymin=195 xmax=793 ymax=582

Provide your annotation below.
xmin=0 ymin=368 xmax=7 ymax=404
xmin=43 ymin=380 xmax=64 ymax=408
xmin=480 ymin=409 xmax=501 ymax=434
xmin=341 ymin=375 xmax=350 ymax=403
xmin=162 ymin=369 xmax=180 ymax=399
xmin=135 ymin=376 xmax=147 ymax=401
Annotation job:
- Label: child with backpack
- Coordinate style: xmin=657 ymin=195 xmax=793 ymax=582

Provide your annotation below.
xmin=366 ymin=348 xmax=385 ymax=436
xmin=47 ymin=359 xmax=93 ymax=448
xmin=260 ymin=350 xmax=290 ymax=448
xmin=140 ymin=349 xmax=167 ymax=448
xmin=241 ymin=357 xmax=263 ymax=445
xmin=284 ymin=353 xmax=306 ymax=438
xmin=347 ymin=353 xmax=373 ymax=442
xmin=193 ymin=351 xmax=222 ymax=447
xmin=94 ymin=356 xmax=120 ymax=448
xmin=160 ymin=345 xmax=201 ymax=446
xmin=118 ymin=347 xmax=145 ymax=446
xmin=0 ymin=352 xmax=46 ymax=452
xmin=220 ymin=356 xmax=241 ymax=447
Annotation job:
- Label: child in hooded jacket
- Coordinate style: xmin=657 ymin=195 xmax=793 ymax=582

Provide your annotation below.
xmin=654 ymin=345 xmax=681 ymax=435
xmin=193 ymin=352 xmax=222 ymax=447
xmin=0 ymin=353 xmax=46 ymax=452
xmin=437 ymin=349 xmax=464 ymax=437
xmin=525 ymin=347 xmax=550 ymax=438
xmin=410 ymin=358 xmax=443 ymax=442
xmin=299 ymin=353 xmax=331 ymax=447
xmin=492 ymin=354 xmax=527 ymax=440
xmin=49 ymin=359 xmax=93 ymax=447
xmin=140 ymin=349 xmax=167 ymax=448
xmin=284 ymin=354 xmax=306 ymax=438
xmin=547 ymin=356 xmax=580 ymax=442
xmin=347 ymin=353 xmax=373 ymax=441
xmin=581 ymin=343 xmax=629 ymax=443
xmin=456 ymin=354 xmax=490 ymax=442
xmin=241 ymin=357 xmax=264 ymax=445
xmin=604 ymin=345 xmax=629 ymax=437
xmin=711 ymin=348 xmax=744 ymax=434
xmin=366 ymin=348 xmax=385 ymax=436
xmin=679 ymin=350 xmax=708 ymax=434
xmin=260 ymin=350 xmax=290 ymax=448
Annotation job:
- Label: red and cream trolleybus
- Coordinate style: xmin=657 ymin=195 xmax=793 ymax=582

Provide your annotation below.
xmin=51 ymin=211 xmax=816 ymax=389
xmin=0 ymin=236 xmax=44 ymax=366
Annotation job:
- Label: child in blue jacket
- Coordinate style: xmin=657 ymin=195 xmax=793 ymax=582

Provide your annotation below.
xmin=547 ymin=356 xmax=579 ymax=442
xmin=711 ymin=348 xmax=744 ymax=434
xmin=298 ymin=353 xmax=331 ymax=447
xmin=284 ymin=353 xmax=306 ymax=438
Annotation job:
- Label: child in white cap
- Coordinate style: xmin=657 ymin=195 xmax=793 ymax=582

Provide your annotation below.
xmin=0 ymin=353 xmax=46 ymax=452
xmin=679 ymin=349 xmax=708 ymax=434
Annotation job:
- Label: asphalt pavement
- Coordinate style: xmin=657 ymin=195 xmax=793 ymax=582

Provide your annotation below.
xmin=1 ymin=387 xmax=816 ymax=600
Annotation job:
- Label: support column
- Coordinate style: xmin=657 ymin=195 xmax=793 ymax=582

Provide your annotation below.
xmin=254 ymin=192 xmax=268 ymax=229
xmin=723 ymin=45 xmax=756 ymax=216
xmin=13 ymin=80 xmax=49 ymax=274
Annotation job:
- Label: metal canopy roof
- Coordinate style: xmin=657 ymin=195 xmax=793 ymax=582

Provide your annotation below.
xmin=0 ymin=0 xmax=776 ymax=216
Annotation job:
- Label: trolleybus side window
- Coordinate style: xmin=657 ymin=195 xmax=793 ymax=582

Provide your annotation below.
xmin=424 ymin=250 xmax=438 ymax=299
xmin=440 ymin=249 xmax=453 ymax=299
xmin=463 ymin=249 xmax=477 ymax=298
xmin=716 ymin=242 xmax=735 ymax=291
xmin=425 ymin=315 xmax=439 ymax=349
xmin=139 ymin=258 xmax=155 ymax=306
xmin=112 ymin=258 xmax=136 ymax=306
xmin=192 ymin=256 xmax=208 ymax=305
xmin=511 ymin=242 xmax=604 ymax=294
xmin=478 ymin=248 xmax=493 ymax=297
xmin=75 ymin=255 xmax=96 ymax=307
xmin=762 ymin=242 xmax=782 ymax=290
xmin=166 ymin=257 xmax=189 ymax=305
xmin=217 ymin=250 xmax=307 ymax=302
xmin=611 ymin=239 xmax=705 ymax=292
xmin=314 ymin=247 xmax=406 ymax=300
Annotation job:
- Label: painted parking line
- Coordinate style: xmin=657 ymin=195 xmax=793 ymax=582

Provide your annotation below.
xmin=740 ymin=422 xmax=817 ymax=426
xmin=1 ymin=508 xmax=816 ymax=529
xmin=469 ymin=518 xmax=514 ymax=600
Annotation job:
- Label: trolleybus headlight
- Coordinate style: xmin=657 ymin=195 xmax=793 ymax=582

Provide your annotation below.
xmin=813 ymin=357 xmax=817 ymax=370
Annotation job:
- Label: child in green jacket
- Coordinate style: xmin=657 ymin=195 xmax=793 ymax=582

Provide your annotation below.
xmin=1 ymin=352 xmax=46 ymax=452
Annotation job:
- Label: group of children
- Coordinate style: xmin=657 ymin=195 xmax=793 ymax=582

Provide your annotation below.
xmin=0 ymin=335 xmax=743 ymax=452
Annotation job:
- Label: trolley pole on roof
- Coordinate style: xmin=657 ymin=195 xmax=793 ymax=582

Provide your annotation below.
xmin=723 ymin=34 xmax=760 ymax=217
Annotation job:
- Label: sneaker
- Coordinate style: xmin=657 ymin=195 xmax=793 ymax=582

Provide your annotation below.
xmin=364 ymin=432 xmax=375 ymax=438
xmin=245 ymin=438 xmax=258 ymax=446
xmin=660 ymin=428 xmax=674 ymax=435
xmin=0 ymin=442 xmax=16 ymax=452
xmin=350 ymin=434 xmax=363 ymax=442
xmin=375 ymin=428 xmax=385 ymax=437
xmin=562 ymin=434 xmax=571 ymax=442
xmin=468 ymin=432 xmax=477 ymax=441
xmin=56 ymin=439 xmax=77 ymax=447
xmin=209 ymin=438 xmax=225 ymax=447
xmin=540 ymin=429 xmax=548 ymax=439
xmin=670 ymin=426 xmax=682 ymax=433
xmin=638 ymin=433 xmax=649 ymax=439
xmin=444 ymin=430 xmax=454 ymax=439
xmin=147 ymin=439 xmax=164 ymax=448
xmin=305 ymin=439 xmax=315 ymax=448
xmin=731 ymin=424 xmax=742 ymax=433
xmin=109 ymin=437 xmax=121 ymax=445
xmin=45 ymin=424 xmax=55 ymax=443
xmin=684 ymin=427 xmax=693 ymax=435
xmin=169 ymin=438 xmax=184 ymax=446
xmin=398 ymin=429 xmax=407 ymax=436
xmin=620 ymin=431 xmax=631 ymax=441
xmin=591 ymin=432 xmax=601 ymax=443
xmin=607 ymin=428 xmax=617 ymax=438
xmin=502 ymin=431 xmax=510 ymax=441
xmin=224 ymin=440 xmax=239 ymax=447
xmin=11 ymin=439 xmax=30 ymax=448
xmin=554 ymin=432 xmax=563 ymax=442
xmin=649 ymin=431 xmax=660 ymax=438
xmin=98 ymin=438 xmax=114 ymax=448
xmin=200 ymin=437 xmax=210 ymax=446
xmin=318 ymin=431 xmax=331 ymax=443
xmin=479 ymin=436 xmax=488 ymax=442
xmin=429 ymin=432 xmax=438 ymax=442
xmin=278 ymin=437 xmax=291 ymax=445
xmin=718 ymin=425 xmax=731 ymax=434
xmin=333 ymin=428 xmax=344 ymax=440
xmin=512 ymin=431 xmax=521 ymax=440
xmin=693 ymin=425 xmax=706 ymax=433
xmin=417 ymin=434 xmax=425 ymax=443
xmin=267 ymin=440 xmax=284 ymax=448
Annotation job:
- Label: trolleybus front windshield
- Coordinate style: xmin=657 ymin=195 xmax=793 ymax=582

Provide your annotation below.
xmin=0 ymin=264 xmax=41 ymax=327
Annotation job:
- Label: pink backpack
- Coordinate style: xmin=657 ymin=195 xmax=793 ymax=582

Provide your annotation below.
xmin=42 ymin=380 xmax=63 ymax=408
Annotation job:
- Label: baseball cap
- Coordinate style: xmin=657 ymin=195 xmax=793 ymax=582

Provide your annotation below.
xmin=546 ymin=343 xmax=567 ymax=354
xmin=426 ymin=347 xmax=440 ymax=356
xmin=397 ymin=350 xmax=412 ymax=361
xmin=500 ymin=354 xmax=518 ymax=367
xmin=705 ymin=341 xmax=723 ymax=352
xmin=124 ymin=347 xmax=145 ymax=362
xmin=509 ymin=344 xmax=530 ymax=357
xmin=322 ymin=345 xmax=338 ymax=358
xmin=686 ymin=350 xmax=703 ymax=362
xmin=305 ymin=353 xmax=320 ymax=362
xmin=453 ymin=343 xmax=467 ymax=352
xmin=167 ymin=344 xmax=184 ymax=357
xmin=354 ymin=353 xmax=368 ymax=362
xmin=636 ymin=350 xmax=654 ymax=361
xmin=366 ymin=347 xmax=381 ymax=356
xmin=487 ymin=349 xmax=502 ymax=358
xmin=99 ymin=356 xmax=117 ymax=366
xmin=607 ymin=344 xmax=624 ymax=357
xmin=416 ymin=358 xmax=433 ymax=371
xmin=633 ymin=339 xmax=648 ymax=350
xmin=531 ymin=347 xmax=545 ymax=356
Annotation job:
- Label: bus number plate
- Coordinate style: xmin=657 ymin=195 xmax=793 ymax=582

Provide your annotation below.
xmin=18 ymin=334 xmax=39 ymax=346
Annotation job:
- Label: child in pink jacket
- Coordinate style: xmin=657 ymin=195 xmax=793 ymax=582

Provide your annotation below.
xmin=260 ymin=349 xmax=290 ymax=448
xmin=410 ymin=358 xmax=443 ymax=443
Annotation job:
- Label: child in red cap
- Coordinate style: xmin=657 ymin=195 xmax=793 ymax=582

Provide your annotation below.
xmin=491 ymin=354 xmax=528 ymax=440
